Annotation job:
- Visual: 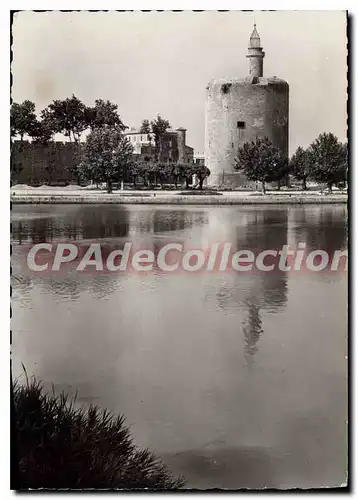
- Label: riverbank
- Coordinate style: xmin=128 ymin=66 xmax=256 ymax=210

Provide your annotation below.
xmin=11 ymin=189 xmax=347 ymax=205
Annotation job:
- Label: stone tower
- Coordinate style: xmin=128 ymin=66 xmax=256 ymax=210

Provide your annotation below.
xmin=205 ymin=25 xmax=289 ymax=188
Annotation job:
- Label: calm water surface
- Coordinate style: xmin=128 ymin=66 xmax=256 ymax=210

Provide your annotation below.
xmin=11 ymin=204 xmax=348 ymax=489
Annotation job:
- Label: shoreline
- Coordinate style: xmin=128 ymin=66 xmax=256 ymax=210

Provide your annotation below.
xmin=11 ymin=192 xmax=347 ymax=205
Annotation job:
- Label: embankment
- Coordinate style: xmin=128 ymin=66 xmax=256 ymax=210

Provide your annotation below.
xmin=11 ymin=192 xmax=347 ymax=205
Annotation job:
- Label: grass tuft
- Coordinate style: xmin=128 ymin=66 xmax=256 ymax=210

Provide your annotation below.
xmin=13 ymin=378 xmax=185 ymax=490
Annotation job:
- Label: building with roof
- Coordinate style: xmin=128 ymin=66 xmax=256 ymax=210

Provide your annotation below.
xmin=124 ymin=127 xmax=194 ymax=164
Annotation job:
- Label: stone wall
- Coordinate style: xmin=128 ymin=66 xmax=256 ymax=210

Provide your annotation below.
xmin=205 ymin=76 xmax=289 ymax=188
xmin=11 ymin=138 xmax=195 ymax=186
xmin=11 ymin=141 xmax=81 ymax=185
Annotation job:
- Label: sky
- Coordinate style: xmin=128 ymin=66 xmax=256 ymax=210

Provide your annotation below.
xmin=11 ymin=10 xmax=347 ymax=155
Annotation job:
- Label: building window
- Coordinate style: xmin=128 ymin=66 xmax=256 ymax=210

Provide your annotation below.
xmin=237 ymin=121 xmax=246 ymax=129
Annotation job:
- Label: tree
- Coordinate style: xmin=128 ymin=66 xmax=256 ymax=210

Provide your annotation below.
xmin=28 ymin=115 xmax=60 ymax=185
xmin=172 ymin=163 xmax=182 ymax=189
xmin=271 ymin=153 xmax=290 ymax=190
xmin=308 ymin=133 xmax=347 ymax=191
xmin=140 ymin=119 xmax=151 ymax=134
xmin=234 ymin=137 xmax=287 ymax=194
xmin=156 ymin=162 xmax=173 ymax=189
xmin=78 ymin=126 xmax=134 ymax=193
xmin=150 ymin=115 xmax=170 ymax=161
xmin=29 ymin=118 xmax=54 ymax=144
xmin=145 ymin=161 xmax=159 ymax=187
xmin=193 ymin=164 xmax=211 ymax=190
xmin=180 ymin=163 xmax=194 ymax=189
xmin=86 ymin=99 xmax=126 ymax=131
xmin=128 ymin=161 xmax=145 ymax=188
xmin=289 ymin=146 xmax=311 ymax=190
xmin=11 ymin=101 xmax=37 ymax=141
xmin=42 ymin=95 xmax=88 ymax=143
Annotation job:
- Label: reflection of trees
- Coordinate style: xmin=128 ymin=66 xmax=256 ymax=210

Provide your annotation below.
xmin=12 ymin=272 xmax=122 ymax=302
xmin=291 ymin=206 xmax=347 ymax=254
xmin=12 ymin=206 xmax=210 ymax=244
xmin=129 ymin=209 xmax=208 ymax=236
xmin=11 ymin=206 xmax=130 ymax=243
xmin=78 ymin=207 xmax=129 ymax=239
xmin=12 ymin=218 xmax=56 ymax=244
xmin=12 ymin=206 xmax=131 ymax=301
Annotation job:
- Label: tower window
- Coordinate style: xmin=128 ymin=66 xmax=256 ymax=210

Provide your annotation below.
xmin=237 ymin=121 xmax=246 ymax=129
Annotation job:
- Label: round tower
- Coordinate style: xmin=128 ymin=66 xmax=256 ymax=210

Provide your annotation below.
xmin=205 ymin=25 xmax=289 ymax=188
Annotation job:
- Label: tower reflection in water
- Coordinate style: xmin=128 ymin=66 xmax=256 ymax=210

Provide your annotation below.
xmin=201 ymin=207 xmax=289 ymax=366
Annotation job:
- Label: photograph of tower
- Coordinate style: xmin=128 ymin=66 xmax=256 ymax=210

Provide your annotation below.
xmin=10 ymin=10 xmax=348 ymax=492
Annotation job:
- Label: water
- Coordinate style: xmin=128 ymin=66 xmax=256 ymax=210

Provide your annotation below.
xmin=11 ymin=204 xmax=348 ymax=489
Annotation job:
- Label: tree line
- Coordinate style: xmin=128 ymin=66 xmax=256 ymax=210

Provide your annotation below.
xmin=11 ymin=97 xmax=347 ymax=193
xmin=11 ymin=96 xmax=126 ymax=143
xmin=11 ymin=97 xmax=210 ymax=192
xmin=235 ymin=133 xmax=347 ymax=193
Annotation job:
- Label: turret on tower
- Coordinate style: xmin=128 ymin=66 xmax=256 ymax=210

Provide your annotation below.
xmin=246 ymin=24 xmax=265 ymax=78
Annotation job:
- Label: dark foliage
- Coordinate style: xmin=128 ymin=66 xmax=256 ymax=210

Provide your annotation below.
xmin=234 ymin=136 xmax=288 ymax=193
xmin=10 ymin=101 xmax=37 ymax=141
xmin=139 ymin=119 xmax=151 ymax=134
xmin=289 ymin=146 xmax=311 ymax=190
xmin=13 ymin=379 xmax=185 ymax=490
xmin=308 ymin=132 xmax=347 ymax=191
xmin=150 ymin=115 xmax=171 ymax=161
xmin=193 ymin=164 xmax=211 ymax=189
xmin=86 ymin=99 xmax=127 ymax=131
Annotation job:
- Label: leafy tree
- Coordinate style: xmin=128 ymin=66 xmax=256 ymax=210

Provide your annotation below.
xmin=234 ymin=137 xmax=287 ymax=194
xmin=11 ymin=101 xmax=37 ymax=141
xmin=150 ymin=115 xmax=170 ymax=161
xmin=145 ymin=161 xmax=159 ymax=187
xmin=156 ymin=162 xmax=173 ymax=189
xmin=86 ymin=99 xmax=126 ymax=131
xmin=42 ymin=95 xmax=88 ymax=143
xmin=308 ymin=133 xmax=347 ymax=191
xmin=289 ymin=146 xmax=311 ymax=190
xmin=128 ymin=161 xmax=145 ymax=188
xmin=140 ymin=119 xmax=151 ymax=134
xmin=271 ymin=154 xmax=290 ymax=190
xmin=180 ymin=163 xmax=194 ymax=189
xmin=193 ymin=164 xmax=211 ymax=190
xmin=172 ymin=163 xmax=182 ymax=189
xmin=29 ymin=119 xmax=54 ymax=144
xmin=78 ymin=126 xmax=133 ymax=193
